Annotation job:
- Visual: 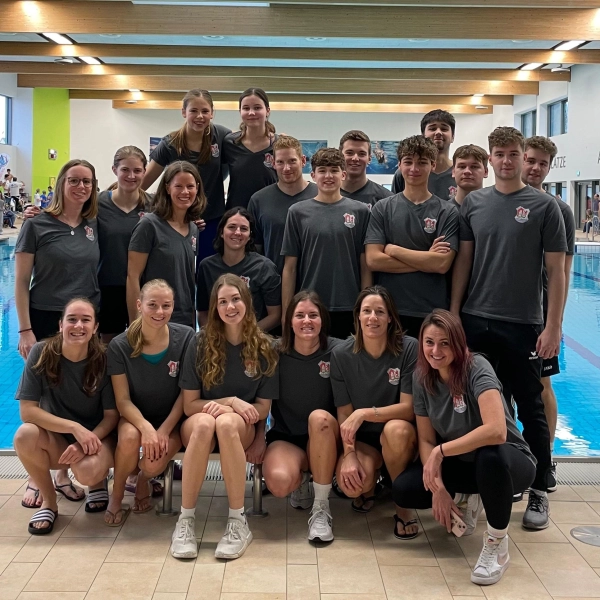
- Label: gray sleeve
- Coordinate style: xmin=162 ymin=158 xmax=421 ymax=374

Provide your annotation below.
xmin=262 ymin=260 xmax=282 ymax=307
xmin=459 ymin=198 xmax=475 ymax=242
xmin=15 ymin=343 xmax=44 ymax=401
xmin=542 ymin=198 xmax=567 ymax=253
xmin=15 ymin=218 xmax=37 ymax=254
xmin=281 ymin=209 xmax=300 ymax=257
xmin=257 ymin=362 xmax=279 ymax=400
xmin=470 ymin=355 xmax=502 ymax=400
xmin=364 ymin=202 xmax=387 ymax=245
xmin=562 ymin=204 xmax=576 ymax=256
xmin=358 ymin=205 xmax=370 ymax=250
xmin=439 ymin=205 xmax=460 ymax=252
xmin=247 ymin=197 xmax=263 ymax=246
xmin=149 ymin=137 xmax=174 ymax=167
xmin=179 ymin=336 xmax=202 ymax=390
xmin=100 ymin=375 xmax=116 ymax=410
xmin=391 ymin=170 xmax=404 ymax=194
xmin=330 ymin=350 xmax=352 ymax=408
xmin=400 ymin=338 xmax=418 ymax=395
xmin=106 ymin=339 xmax=126 ymax=376
xmin=411 ymin=376 xmax=428 ymax=417
xmin=195 ymin=261 xmax=211 ymax=312
xmin=128 ymin=216 xmax=156 ymax=254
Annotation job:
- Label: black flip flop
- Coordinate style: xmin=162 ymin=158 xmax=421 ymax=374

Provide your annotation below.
xmin=21 ymin=484 xmax=41 ymax=509
xmin=55 ymin=482 xmax=84 ymax=502
xmin=28 ymin=508 xmax=58 ymax=536
xmin=352 ymin=494 xmax=377 ymax=514
xmin=85 ymin=488 xmax=109 ymax=513
xmin=393 ymin=514 xmax=419 ymax=540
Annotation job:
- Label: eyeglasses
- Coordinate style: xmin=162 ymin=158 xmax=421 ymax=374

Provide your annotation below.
xmin=67 ymin=177 xmax=94 ymax=188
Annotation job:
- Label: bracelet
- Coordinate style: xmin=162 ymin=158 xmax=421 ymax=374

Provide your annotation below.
xmin=372 ymin=406 xmax=380 ymax=419
xmin=18 ymin=328 xmax=32 ymax=334
xmin=439 ymin=444 xmax=445 ymax=458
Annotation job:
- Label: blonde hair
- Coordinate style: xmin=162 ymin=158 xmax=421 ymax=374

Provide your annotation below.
xmin=110 ymin=145 xmax=152 ymax=208
xmin=273 ymin=135 xmax=302 ymax=159
xmin=127 ymin=279 xmax=174 ymax=358
xmin=46 ymin=159 xmax=98 ymax=220
xmin=198 ymin=273 xmax=278 ymax=390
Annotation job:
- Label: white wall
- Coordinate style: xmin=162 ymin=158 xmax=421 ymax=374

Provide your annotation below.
xmin=11 ymin=88 xmax=32 ymax=192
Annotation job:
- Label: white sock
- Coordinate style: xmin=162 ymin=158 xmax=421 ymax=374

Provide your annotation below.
xmin=487 ymin=523 xmax=508 ymax=539
xmin=313 ymin=482 xmax=331 ymax=503
xmin=229 ymin=507 xmax=246 ymax=523
xmin=179 ymin=506 xmax=195 ymax=520
xmin=530 ymin=488 xmax=548 ymax=498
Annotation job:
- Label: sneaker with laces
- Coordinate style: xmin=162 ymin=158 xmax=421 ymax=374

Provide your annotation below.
xmin=214 ymin=517 xmax=253 ymax=559
xmin=456 ymin=493 xmax=484 ymax=536
xmin=547 ymin=462 xmax=558 ymax=492
xmin=522 ymin=490 xmax=550 ymax=530
xmin=290 ymin=473 xmax=314 ymax=510
xmin=471 ymin=531 xmax=510 ymax=585
xmin=170 ymin=516 xmax=198 ymax=559
xmin=307 ymin=503 xmax=333 ymax=542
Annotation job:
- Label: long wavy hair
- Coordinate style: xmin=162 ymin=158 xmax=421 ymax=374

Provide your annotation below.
xmin=236 ymin=88 xmax=276 ymax=145
xmin=416 ymin=309 xmax=474 ymax=398
xmin=34 ymin=298 xmax=106 ymax=396
xmin=198 ymin=273 xmax=278 ymax=389
xmin=213 ymin=207 xmax=257 ymax=255
xmin=46 ymin=159 xmax=98 ymax=220
xmin=280 ymin=290 xmax=330 ymax=354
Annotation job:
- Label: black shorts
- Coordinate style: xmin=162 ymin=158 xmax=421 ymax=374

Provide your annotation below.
xmin=266 ymin=429 xmax=309 ymax=451
xmin=29 ymin=307 xmax=62 ymax=340
xmin=356 ymin=430 xmax=382 ymax=455
xmin=99 ymin=285 xmax=129 ymax=335
xmin=542 ymin=355 xmax=560 ymax=377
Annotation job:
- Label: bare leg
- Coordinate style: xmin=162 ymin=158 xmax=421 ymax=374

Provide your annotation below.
xmin=54 ymin=468 xmax=84 ymax=501
xmin=71 ymin=436 xmax=115 ymax=509
xmin=335 ymin=441 xmax=382 ymax=499
xmin=22 ymin=476 xmax=43 ymax=507
xmin=307 ymin=410 xmax=340 ymax=485
xmin=263 ymin=441 xmax=306 ymax=498
xmin=541 ymin=377 xmax=558 ymax=448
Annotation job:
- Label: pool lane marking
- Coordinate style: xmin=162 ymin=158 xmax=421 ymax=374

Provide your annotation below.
xmin=563 ymin=335 xmax=600 ymax=371
xmin=573 ymin=271 xmax=600 ymax=284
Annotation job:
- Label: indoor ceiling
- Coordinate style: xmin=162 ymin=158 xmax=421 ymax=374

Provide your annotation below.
xmin=1 ymin=0 xmax=599 ymax=112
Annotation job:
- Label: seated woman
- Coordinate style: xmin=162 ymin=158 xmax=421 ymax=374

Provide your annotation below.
xmin=331 ymin=285 xmax=419 ymax=539
xmin=196 ymin=207 xmax=281 ymax=332
xmin=259 ymin=290 xmax=342 ymax=542
xmin=104 ymin=279 xmax=195 ymax=525
xmin=172 ymin=273 xmax=278 ymax=560
xmin=392 ymin=309 xmax=536 ymax=586
xmin=13 ymin=298 xmax=118 ymax=535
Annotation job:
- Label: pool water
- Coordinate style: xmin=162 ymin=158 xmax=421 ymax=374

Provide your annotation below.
xmin=1 ymin=239 xmax=600 ymax=456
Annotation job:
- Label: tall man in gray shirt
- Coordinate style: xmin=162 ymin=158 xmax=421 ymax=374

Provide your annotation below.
xmin=451 ymin=127 xmax=567 ymax=531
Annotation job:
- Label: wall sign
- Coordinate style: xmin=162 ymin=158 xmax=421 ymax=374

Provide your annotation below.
xmin=551 ymin=156 xmax=566 ymax=169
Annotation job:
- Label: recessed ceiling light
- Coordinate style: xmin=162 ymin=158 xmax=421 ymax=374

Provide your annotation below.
xmin=551 ymin=64 xmax=570 ymax=73
xmin=305 ymin=37 xmax=326 ymax=41
xmin=554 ymin=40 xmax=585 ymax=51
xmin=473 ymin=93 xmax=485 ymax=97
xmin=54 ymin=57 xmax=76 ymax=64
xmin=80 ymin=56 xmax=102 ymax=65
xmin=520 ymin=62 xmax=543 ymax=70
xmin=99 ymin=34 xmax=121 ymax=38
xmin=408 ymin=39 xmax=430 ymax=43
xmin=129 ymin=88 xmax=141 ymax=92
xmin=125 ymin=100 xmax=138 ymax=104
xmin=511 ymin=40 xmax=533 ymax=43
xmin=43 ymin=33 xmax=73 ymax=45
xmin=0 ymin=33 xmax=17 ymax=36
xmin=475 ymin=105 xmax=488 ymax=110
xmin=202 ymin=35 xmax=225 ymax=40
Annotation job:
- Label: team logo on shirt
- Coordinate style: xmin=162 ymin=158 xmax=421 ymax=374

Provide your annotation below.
xmin=318 ymin=360 xmax=331 ymax=379
xmin=138 ymin=211 xmax=146 ymax=219
xmin=453 ymin=394 xmax=467 ymax=414
xmin=191 ymin=236 xmax=197 ymax=252
xmin=211 ymin=143 xmax=220 ymax=158
xmin=84 ymin=225 xmax=95 ymax=241
xmin=515 ymin=206 xmax=530 ymax=223
xmin=387 ymin=368 xmax=400 ymax=386
xmin=448 ymin=186 xmax=458 ymax=199
xmin=244 ymin=360 xmax=258 ymax=378
xmin=167 ymin=361 xmax=179 ymax=378
xmin=239 ymin=275 xmax=251 ymax=287
xmin=263 ymin=153 xmax=274 ymax=169
xmin=343 ymin=213 xmax=356 ymax=229
xmin=423 ymin=217 xmax=437 ymax=234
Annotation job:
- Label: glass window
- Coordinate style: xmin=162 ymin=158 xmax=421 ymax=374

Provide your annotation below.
xmin=520 ymin=110 xmax=536 ymax=138
xmin=563 ymin=100 xmax=568 ymax=134
xmin=0 ymin=95 xmax=8 ymax=145
xmin=548 ymin=99 xmax=567 ymax=136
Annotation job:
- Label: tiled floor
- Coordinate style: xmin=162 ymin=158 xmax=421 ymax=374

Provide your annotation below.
xmin=3 ymin=481 xmax=600 ymax=599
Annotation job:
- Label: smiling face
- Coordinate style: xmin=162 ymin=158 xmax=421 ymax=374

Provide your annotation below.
xmin=137 ymin=287 xmax=174 ymax=329
xmin=222 ymin=213 xmax=251 ymax=252
xmin=112 ymin=157 xmax=145 ymax=194
xmin=422 ymin=324 xmax=455 ymax=371
xmin=489 ymin=142 xmax=524 ymax=182
xmin=341 ymin=140 xmax=371 ymax=178
xmin=522 ymin=146 xmax=551 ymax=189
xmin=182 ymin=96 xmax=214 ymax=134
xmin=358 ymin=294 xmax=391 ymax=341
xmin=240 ymin=94 xmax=270 ymax=129
xmin=400 ymin=154 xmax=434 ymax=187
xmin=216 ymin=284 xmax=247 ymax=326
xmin=166 ymin=171 xmax=198 ymax=213
xmin=423 ymin=120 xmax=454 ymax=152
xmin=311 ymin=165 xmax=346 ymax=193
xmin=291 ymin=299 xmax=322 ymax=344
xmin=452 ymin=156 xmax=488 ymax=192
xmin=63 ymin=165 xmax=94 ymax=207
xmin=60 ymin=300 xmax=98 ymax=347
xmin=274 ymin=147 xmax=305 ymax=184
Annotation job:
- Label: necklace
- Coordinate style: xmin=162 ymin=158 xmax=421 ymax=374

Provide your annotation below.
xmin=61 ymin=213 xmax=80 ymax=235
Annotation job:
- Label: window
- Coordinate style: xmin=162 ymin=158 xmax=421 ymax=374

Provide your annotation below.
xmin=548 ymin=99 xmax=568 ymax=136
xmin=0 ymin=95 xmax=9 ymax=145
xmin=520 ymin=110 xmax=536 ymax=138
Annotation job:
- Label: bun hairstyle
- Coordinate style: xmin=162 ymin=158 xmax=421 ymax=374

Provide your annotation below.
xmin=236 ymin=87 xmax=276 ymax=144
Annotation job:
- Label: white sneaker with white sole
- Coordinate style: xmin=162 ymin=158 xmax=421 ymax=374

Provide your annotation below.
xmin=170 ymin=516 xmax=198 ymax=559
xmin=214 ymin=517 xmax=253 ymax=560
xmin=471 ymin=531 xmax=510 ymax=585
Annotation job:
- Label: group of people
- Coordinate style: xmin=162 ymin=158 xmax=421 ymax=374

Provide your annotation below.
xmin=12 ymin=88 xmax=575 ymax=588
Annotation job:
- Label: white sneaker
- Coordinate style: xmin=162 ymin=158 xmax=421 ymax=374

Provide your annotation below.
xmin=471 ymin=531 xmax=510 ymax=585
xmin=307 ymin=503 xmax=333 ymax=542
xmin=214 ymin=517 xmax=253 ymax=560
xmin=290 ymin=473 xmax=314 ymax=510
xmin=461 ymin=494 xmax=484 ymax=536
xmin=170 ymin=516 xmax=198 ymax=559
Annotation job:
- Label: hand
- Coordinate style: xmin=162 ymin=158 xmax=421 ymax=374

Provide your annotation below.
xmin=155 ymin=426 xmax=171 ymax=458
xmin=536 ymin=324 xmax=561 ymax=359
xmin=231 ymin=397 xmax=260 ymax=424
xmin=432 ymin=487 xmax=462 ymax=533
xmin=202 ymin=401 xmax=234 ymax=418
xmin=429 ymin=236 xmax=451 ymax=254
xmin=340 ymin=410 xmax=365 ymax=446
xmin=245 ymin=435 xmax=266 ymax=464
xmin=18 ymin=330 xmax=37 ymax=360
xmin=58 ymin=442 xmax=85 ymax=465
xmin=23 ymin=206 xmax=41 ymax=220
xmin=423 ymin=445 xmax=444 ymax=492
xmin=340 ymin=452 xmax=366 ymax=494
xmin=72 ymin=425 xmax=102 ymax=455
xmin=194 ymin=218 xmax=206 ymax=232
xmin=140 ymin=426 xmax=162 ymax=462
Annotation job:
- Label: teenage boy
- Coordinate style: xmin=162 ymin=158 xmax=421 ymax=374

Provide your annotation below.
xmin=365 ymin=135 xmax=459 ymax=338
xmin=281 ymin=148 xmax=371 ymax=339
xmin=248 ymin=136 xmax=317 ymax=274
xmin=392 ymin=109 xmax=457 ymax=201
xmin=522 ymin=135 xmax=575 ymax=491
xmin=451 ymin=127 xmax=567 ymax=531
xmin=451 ymin=144 xmax=489 ymax=208
xmin=339 ymin=130 xmax=393 ymax=206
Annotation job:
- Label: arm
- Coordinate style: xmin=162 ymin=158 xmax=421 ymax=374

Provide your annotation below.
xmin=257 ymin=305 xmax=282 ymax=332
xmin=537 ymin=251 xmax=566 ymax=359
xmin=182 ymin=388 xmax=259 ymax=423
xmin=359 ymin=253 xmax=372 ymax=288
xmin=385 ymin=244 xmax=456 ymax=274
xmin=449 ymin=240 xmax=474 ymax=315
xmin=365 ymin=244 xmax=417 ymax=274
xmin=564 ymin=254 xmax=573 ymax=311
xmin=141 ymin=160 xmax=165 ymax=191
xmin=245 ymin=417 xmax=267 ymax=464
xmin=126 ymin=250 xmax=149 ymax=323
xmin=15 ymin=252 xmax=36 ymax=358
xmin=111 ymin=373 xmax=155 ymax=433
xmin=157 ymin=391 xmax=184 ymax=436
xmin=281 ymin=255 xmax=298 ymax=320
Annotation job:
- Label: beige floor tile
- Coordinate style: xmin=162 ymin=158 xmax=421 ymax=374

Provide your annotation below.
xmin=186 ymin=563 xmax=225 ymax=600
xmin=551 ymin=486 xmax=588 ymax=502
xmin=152 ymin=594 xmax=187 ymax=600
xmin=507 ymin=517 xmax=569 ymax=544
xmin=286 ymin=538 xmax=317 ymax=565
xmin=324 ymin=498 xmax=371 ymax=540
xmin=288 ymin=564 xmax=319 ymax=600
xmin=437 ymin=558 xmax=484 ymax=597
xmin=208 ymin=496 xmax=230 ymax=518
xmin=220 ymin=595 xmax=285 ymax=600
xmin=0 ymin=563 xmax=39 ymax=600
xmin=0 ymin=537 xmax=28 ymax=564
xmin=235 ymin=538 xmax=287 ymax=566
xmin=155 ymin=554 xmax=195 ymax=593
xmin=550 ymin=501 xmax=600 ymax=524
xmin=213 ymin=481 xmax=253 ymax=499
xmin=222 ymin=563 xmax=287 ymax=594
xmin=380 ymin=565 xmax=453 ymax=599
xmin=17 ymin=593 xmax=85 ymax=599
xmin=0 ymin=495 xmax=12 ymax=509
xmin=60 ymin=507 xmax=122 ymax=537
xmin=0 ymin=497 xmax=48 ymax=536
xmin=320 ymin=595 xmax=386 ymax=600
xmin=316 ymin=538 xmax=378 ymax=567
xmin=556 ymin=523 xmax=600 ymax=568
xmin=419 ymin=511 xmax=466 ymax=560
xmin=23 ymin=537 xmax=113 ymax=592
xmin=573 ymin=486 xmax=600 ymax=502
xmin=12 ymin=526 xmax=71 ymax=564
xmin=481 ymin=565 xmax=551 ymax=599
xmin=517 ymin=541 xmax=600 ymax=597
xmin=195 ymin=518 xmax=228 ymax=564
xmin=85 ymin=562 xmax=162 ymax=600
xmin=318 ymin=562 xmax=385 ymax=595
xmin=553 ymin=598 xmax=600 ymax=600
xmin=247 ymin=513 xmax=286 ymax=540
xmin=54 ymin=495 xmax=86 ymax=516
xmin=0 ymin=479 xmax=27 ymax=495
xmin=199 ymin=481 xmax=217 ymax=497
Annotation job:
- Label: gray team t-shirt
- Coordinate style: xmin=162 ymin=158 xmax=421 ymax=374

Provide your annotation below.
xmin=331 ymin=336 xmax=418 ymax=434
xmin=460 ymin=185 xmax=567 ymax=324
xmin=15 ymin=212 xmax=101 ymax=311
xmin=196 ymin=251 xmax=281 ymax=321
xmin=281 ymin=198 xmax=370 ymax=311
xmin=392 ymin=167 xmax=457 ymax=201
xmin=107 ymin=322 xmax=195 ymax=428
xmin=412 ymin=354 xmax=535 ymax=464
xmin=365 ymin=193 xmax=459 ymax=317
xmin=150 ymin=124 xmax=231 ymax=222
xmin=248 ymin=182 xmax=318 ymax=273
xmin=179 ymin=333 xmax=279 ymax=402
xmin=222 ymin=132 xmax=278 ymax=210
xmin=129 ymin=212 xmax=199 ymax=328
xmin=97 ymin=190 xmax=152 ymax=287
xmin=341 ymin=179 xmax=393 ymax=207
xmin=16 ymin=341 xmax=115 ymax=434
xmin=272 ymin=337 xmax=344 ymax=436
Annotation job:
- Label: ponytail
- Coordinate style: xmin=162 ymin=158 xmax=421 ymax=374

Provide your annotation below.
xmin=126 ymin=316 xmax=145 ymax=358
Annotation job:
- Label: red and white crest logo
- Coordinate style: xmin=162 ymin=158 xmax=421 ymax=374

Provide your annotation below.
xmin=318 ymin=360 xmax=330 ymax=379
xmin=244 ymin=361 xmax=258 ymax=378
xmin=167 ymin=361 xmax=179 ymax=378
xmin=84 ymin=225 xmax=95 ymax=241
xmin=191 ymin=236 xmax=197 ymax=252
xmin=448 ymin=186 xmax=458 ymax=199
xmin=423 ymin=217 xmax=437 ymax=234
xmin=453 ymin=394 xmax=467 ymax=414
xmin=388 ymin=367 xmax=400 ymax=386
xmin=239 ymin=275 xmax=251 ymax=287
xmin=138 ymin=211 xmax=146 ymax=219
xmin=515 ymin=206 xmax=530 ymax=223
xmin=211 ymin=143 xmax=220 ymax=158
xmin=343 ymin=213 xmax=356 ymax=229
xmin=263 ymin=153 xmax=274 ymax=168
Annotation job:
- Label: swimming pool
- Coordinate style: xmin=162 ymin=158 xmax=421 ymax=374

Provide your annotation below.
xmin=1 ymin=238 xmax=599 ymax=456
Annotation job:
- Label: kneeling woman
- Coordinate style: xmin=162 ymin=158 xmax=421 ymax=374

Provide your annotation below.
xmin=14 ymin=298 xmax=118 ymax=535
xmin=173 ymin=273 xmax=278 ymax=560
xmin=392 ymin=310 xmax=535 ymax=586
xmin=105 ymin=279 xmax=195 ymax=524
xmin=331 ymin=286 xmax=419 ymax=539
xmin=261 ymin=291 xmax=342 ymax=542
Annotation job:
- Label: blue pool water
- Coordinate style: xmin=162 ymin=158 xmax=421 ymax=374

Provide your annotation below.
xmin=1 ymin=238 xmax=600 ymax=455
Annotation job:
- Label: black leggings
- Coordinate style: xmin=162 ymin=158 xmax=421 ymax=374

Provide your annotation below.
xmin=392 ymin=444 xmax=536 ymax=529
